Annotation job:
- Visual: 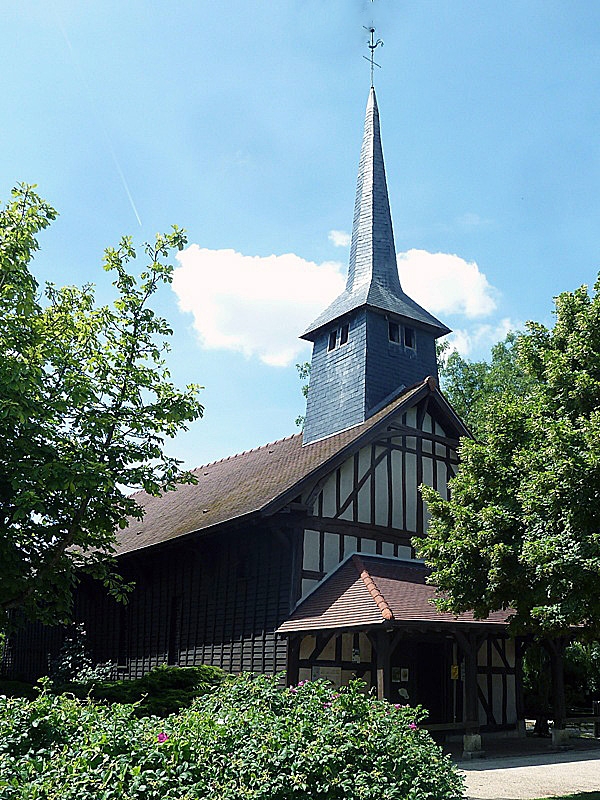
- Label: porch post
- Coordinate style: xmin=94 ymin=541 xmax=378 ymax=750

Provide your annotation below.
xmin=546 ymin=637 xmax=569 ymax=747
xmin=286 ymin=635 xmax=300 ymax=687
xmin=456 ymin=630 xmax=485 ymax=759
xmin=514 ymin=638 xmax=527 ymax=736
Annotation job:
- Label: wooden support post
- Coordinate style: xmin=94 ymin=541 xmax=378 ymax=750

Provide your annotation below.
xmin=455 ymin=630 xmax=485 ymax=759
xmin=546 ymin=637 xmax=569 ymax=747
xmin=593 ymin=700 xmax=600 ymax=739
xmin=514 ymin=638 xmax=527 ymax=736
xmin=286 ymin=636 xmax=300 ymax=688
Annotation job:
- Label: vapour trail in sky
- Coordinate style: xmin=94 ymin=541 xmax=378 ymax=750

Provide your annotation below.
xmin=52 ymin=6 xmax=142 ymax=228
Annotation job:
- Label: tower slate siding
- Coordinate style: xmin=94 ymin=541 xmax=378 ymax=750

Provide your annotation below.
xmin=303 ymin=312 xmax=367 ymax=443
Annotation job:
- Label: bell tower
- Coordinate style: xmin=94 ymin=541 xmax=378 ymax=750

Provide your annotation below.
xmin=301 ymin=88 xmax=450 ymax=445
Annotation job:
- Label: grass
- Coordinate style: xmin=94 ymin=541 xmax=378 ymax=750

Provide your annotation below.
xmin=534 ymin=794 xmax=600 ymax=800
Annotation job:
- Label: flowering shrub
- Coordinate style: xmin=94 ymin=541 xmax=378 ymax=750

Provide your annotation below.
xmin=0 ymin=674 xmax=464 ymax=799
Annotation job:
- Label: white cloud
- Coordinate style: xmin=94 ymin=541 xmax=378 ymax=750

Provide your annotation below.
xmin=173 ymin=241 xmax=507 ymax=368
xmin=328 ymin=229 xmax=351 ymax=247
xmin=397 ymin=249 xmax=497 ymax=318
xmin=173 ymin=246 xmax=345 ymax=367
xmin=444 ymin=318 xmax=521 ymax=359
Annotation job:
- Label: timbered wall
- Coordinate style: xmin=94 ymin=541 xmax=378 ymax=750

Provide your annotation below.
xmin=292 ymin=630 xmax=518 ymax=730
xmin=299 ymin=402 xmax=458 ymax=598
xmin=297 ymin=631 xmax=375 ymax=690
xmin=6 ymin=523 xmax=295 ymax=682
xmin=476 ymin=636 xmax=517 ymax=727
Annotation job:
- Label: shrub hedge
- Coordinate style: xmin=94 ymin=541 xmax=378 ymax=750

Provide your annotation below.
xmin=0 ymin=673 xmax=463 ymax=799
xmin=0 ymin=664 xmax=225 ymax=718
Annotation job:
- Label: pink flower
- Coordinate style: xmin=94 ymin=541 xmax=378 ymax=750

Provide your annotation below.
xmin=157 ymin=732 xmax=169 ymax=743
xmin=394 ymin=704 xmax=402 ymax=709
xmin=409 ymin=722 xmax=418 ymax=731
xmin=323 ymin=702 xmax=332 ymax=709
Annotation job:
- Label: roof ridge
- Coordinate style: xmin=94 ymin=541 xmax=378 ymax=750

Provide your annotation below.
xmin=191 ymin=433 xmax=302 ymax=473
xmin=352 ymin=554 xmax=394 ymax=621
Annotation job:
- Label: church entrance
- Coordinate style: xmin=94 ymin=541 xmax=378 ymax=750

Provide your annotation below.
xmin=389 ymin=637 xmax=451 ymax=724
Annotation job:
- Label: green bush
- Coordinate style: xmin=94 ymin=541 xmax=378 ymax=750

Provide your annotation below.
xmin=69 ymin=664 xmax=226 ymax=717
xmin=0 ymin=674 xmax=463 ymax=800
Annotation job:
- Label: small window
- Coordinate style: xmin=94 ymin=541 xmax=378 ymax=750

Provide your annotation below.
xmin=328 ymin=330 xmax=337 ymax=351
xmin=388 ymin=321 xmax=400 ymax=343
xmin=340 ymin=323 xmax=349 ymax=345
xmin=404 ymin=326 xmax=416 ymax=349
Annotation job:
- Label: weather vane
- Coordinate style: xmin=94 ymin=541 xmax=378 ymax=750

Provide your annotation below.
xmin=363 ymin=26 xmax=383 ymax=87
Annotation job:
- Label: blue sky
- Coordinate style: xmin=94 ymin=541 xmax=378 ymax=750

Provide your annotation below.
xmin=4 ymin=1 xmax=600 ymax=468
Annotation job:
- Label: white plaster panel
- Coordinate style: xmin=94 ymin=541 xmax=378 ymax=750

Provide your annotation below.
xmin=436 ymin=460 xmax=448 ymax=500
xmin=323 ymin=531 xmax=340 ymax=572
xmin=300 ymin=635 xmax=316 ymax=660
xmin=360 ymin=537 xmax=377 ymax=555
xmin=405 ymin=452 xmax=417 ymax=531
xmin=358 ymin=482 xmax=371 ymax=523
xmin=319 ymin=635 xmax=336 ymax=661
xmin=344 ymin=535 xmax=358 ymax=557
xmin=321 ymin=473 xmax=336 ymax=517
xmin=391 ymin=450 xmax=403 ymax=529
xmin=374 ymin=453 xmax=388 ymax=526
xmin=303 ymin=529 xmax=320 ymax=571
xmin=339 ymin=458 xmax=354 ymax=520
xmin=341 ymin=633 xmax=352 ymax=662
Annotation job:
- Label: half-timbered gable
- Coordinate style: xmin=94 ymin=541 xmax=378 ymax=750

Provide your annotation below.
xmin=297 ymin=389 xmax=464 ymax=600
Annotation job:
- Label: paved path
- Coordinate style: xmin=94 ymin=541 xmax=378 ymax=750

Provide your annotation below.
xmin=461 ymin=748 xmax=600 ymax=799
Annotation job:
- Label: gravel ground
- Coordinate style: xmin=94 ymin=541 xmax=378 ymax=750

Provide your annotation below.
xmin=461 ymin=748 xmax=600 ymax=800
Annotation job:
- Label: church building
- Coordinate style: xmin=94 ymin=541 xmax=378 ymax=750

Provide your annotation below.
xmin=7 ymin=87 xmax=523 ymax=752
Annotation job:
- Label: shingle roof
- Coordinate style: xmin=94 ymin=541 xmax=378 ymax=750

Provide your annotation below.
xmin=115 ymin=380 xmax=435 ymax=557
xmin=277 ymin=555 xmax=512 ymax=633
xmin=302 ymin=88 xmax=449 ymax=340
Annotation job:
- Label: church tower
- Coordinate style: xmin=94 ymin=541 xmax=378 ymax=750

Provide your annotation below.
xmin=301 ymin=88 xmax=450 ymax=445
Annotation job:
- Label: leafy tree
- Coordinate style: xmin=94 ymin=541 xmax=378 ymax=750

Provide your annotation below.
xmin=419 ymin=276 xmax=600 ymax=730
xmin=0 ymin=185 xmax=203 ymax=628
xmin=438 ymin=332 xmax=531 ymax=437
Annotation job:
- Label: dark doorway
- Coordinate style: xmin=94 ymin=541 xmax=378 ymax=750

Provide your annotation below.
xmin=415 ymin=641 xmax=448 ymax=723
xmin=389 ymin=638 xmax=450 ymax=723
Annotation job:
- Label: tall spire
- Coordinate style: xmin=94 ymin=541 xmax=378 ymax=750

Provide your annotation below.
xmin=346 ymin=87 xmax=400 ymax=297
xmin=302 ymin=89 xmax=448 ymax=340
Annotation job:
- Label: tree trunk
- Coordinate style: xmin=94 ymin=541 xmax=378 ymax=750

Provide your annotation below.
xmin=546 ymin=637 xmax=567 ymax=731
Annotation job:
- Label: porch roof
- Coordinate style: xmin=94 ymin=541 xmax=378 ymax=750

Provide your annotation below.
xmin=277 ymin=555 xmax=513 ymax=634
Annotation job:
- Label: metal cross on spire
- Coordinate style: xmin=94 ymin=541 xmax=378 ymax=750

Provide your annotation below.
xmin=363 ymin=26 xmax=383 ymax=87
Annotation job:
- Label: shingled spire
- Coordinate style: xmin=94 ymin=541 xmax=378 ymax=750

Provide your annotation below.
xmin=347 ymin=87 xmax=401 ymax=298
xmin=301 ymin=89 xmax=450 ymax=445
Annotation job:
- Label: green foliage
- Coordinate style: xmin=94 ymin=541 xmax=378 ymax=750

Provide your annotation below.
xmin=80 ymin=664 xmax=225 ymax=717
xmin=420 ymin=276 xmax=600 ymax=639
xmin=438 ymin=332 xmax=531 ymax=437
xmin=295 ymin=361 xmax=310 ymax=428
xmin=0 ymin=185 xmax=204 ymax=629
xmin=0 ymin=674 xmax=463 ymax=799
xmin=48 ymin=623 xmax=115 ymax=685
xmin=0 ymin=664 xmax=225 ymax=718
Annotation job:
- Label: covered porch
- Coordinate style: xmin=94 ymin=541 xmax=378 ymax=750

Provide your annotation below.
xmin=278 ymin=554 xmax=524 ymax=755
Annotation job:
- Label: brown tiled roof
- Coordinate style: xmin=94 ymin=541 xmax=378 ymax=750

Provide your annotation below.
xmin=115 ymin=381 xmax=437 ymax=557
xmin=277 ymin=555 xmax=513 ymax=633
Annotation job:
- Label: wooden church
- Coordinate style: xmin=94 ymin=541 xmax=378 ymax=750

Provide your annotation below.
xmin=8 ymin=87 xmax=522 ymax=752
